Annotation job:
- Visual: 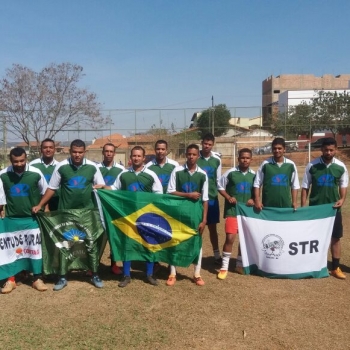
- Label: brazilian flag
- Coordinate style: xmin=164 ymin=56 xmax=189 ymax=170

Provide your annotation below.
xmin=36 ymin=209 xmax=106 ymax=275
xmin=96 ymin=190 xmax=203 ymax=267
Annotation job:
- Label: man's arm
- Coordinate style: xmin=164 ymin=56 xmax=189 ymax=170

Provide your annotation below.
xmin=291 ymin=189 xmax=298 ymax=210
xmin=32 ymin=188 xmax=56 ymax=213
xmin=254 ymin=187 xmax=263 ymax=210
xmin=198 ymin=200 xmax=208 ymax=235
xmin=333 ymin=187 xmax=347 ymax=208
xmin=169 ymin=190 xmax=201 ymax=200
xmin=301 ymin=188 xmax=309 ymax=207
xmin=218 ymin=189 xmax=236 ymax=204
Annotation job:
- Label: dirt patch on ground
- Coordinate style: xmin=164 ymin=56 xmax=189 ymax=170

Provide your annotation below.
xmin=0 ymin=194 xmax=349 ymax=349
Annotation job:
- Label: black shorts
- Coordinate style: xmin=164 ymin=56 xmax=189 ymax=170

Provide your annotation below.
xmin=332 ymin=211 xmax=343 ymax=239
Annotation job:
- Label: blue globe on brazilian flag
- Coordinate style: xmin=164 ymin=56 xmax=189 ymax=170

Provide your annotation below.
xmin=97 ymin=190 xmax=203 ymax=267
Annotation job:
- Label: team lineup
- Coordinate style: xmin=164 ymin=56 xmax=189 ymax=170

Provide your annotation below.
xmin=0 ymin=134 xmax=347 ymax=293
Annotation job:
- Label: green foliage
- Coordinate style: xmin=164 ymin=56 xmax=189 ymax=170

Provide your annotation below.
xmin=311 ymin=90 xmax=350 ymax=137
xmin=270 ymin=102 xmax=313 ymax=138
xmin=197 ymin=104 xmax=231 ymax=137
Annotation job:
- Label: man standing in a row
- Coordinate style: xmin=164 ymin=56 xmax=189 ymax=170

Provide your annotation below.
xmin=30 ymin=138 xmax=59 ymax=211
xmin=301 ymin=137 xmax=348 ymax=279
xmin=98 ymin=143 xmax=125 ymax=275
xmin=197 ymin=133 xmax=222 ymax=265
xmin=145 ymin=140 xmax=179 ymax=194
xmin=0 ymin=147 xmax=48 ymax=293
xmin=33 ymin=139 xmax=105 ymax=291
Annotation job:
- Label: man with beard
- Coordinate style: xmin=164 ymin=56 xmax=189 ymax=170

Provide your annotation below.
xmin=32 ymin=139 xmax=105 ymax=291
xmin=301 ymin=137 xmax=348 ymax=279
xmin=0 ymin=147 xmax=48 ymax=294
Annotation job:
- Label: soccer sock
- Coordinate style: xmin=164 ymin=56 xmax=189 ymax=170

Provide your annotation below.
xmin=193 ymin=248 xmax=203 ymax=277
xmin=8 ymin=276 xmax=15 ymax=282
xmin=332 ymin=257 xmax=340 ymax=270
xmin=169 ymin=265 xmax=177 ymax=276
xmin=221 ymin=251 xmax=231 ymax=271
xmin=236 ymin=255 xmax=243 ymax=267
xmin=123 ymin=261 xmax=131 ymax=276
xmin=213 ymin=249 xmax=221 ymax=260
xmin=146 ymin=262 xmax=154 ymax=276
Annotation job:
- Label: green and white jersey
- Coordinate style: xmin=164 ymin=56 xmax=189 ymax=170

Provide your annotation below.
xmin=98 ymin=162 xmax=125 ymax=186
xmin=145 ymin=157 xmax=179 ymax=193
xmin=30 ymin=157 xmax=60 ymax=210
xmin=197 ymin=151 xmax=221 ymax=200
xmin=167 ymin=164 xmax=209 ymax=201
xmin=111 ymin=166 xmax=163 ymax=193
xmin=0 ymin=164 xmax=47 ymax=217
xmin=49 ymin=158 xmax=105 ymax=209
xmin=302 ymin=157 xmax=349 ymax=206
xmin=254 ymin=157 xmax=300 ymax=208
xmin=218 ymin=167 xmax=255 ymax=218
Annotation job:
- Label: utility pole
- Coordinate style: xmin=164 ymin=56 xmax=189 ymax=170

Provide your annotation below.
xmin=211 ymin=95 xmax=214 ymax=135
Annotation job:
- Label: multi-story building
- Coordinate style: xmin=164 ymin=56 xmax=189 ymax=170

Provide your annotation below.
xmin=262 ymin=74 xmax=350 ymax=122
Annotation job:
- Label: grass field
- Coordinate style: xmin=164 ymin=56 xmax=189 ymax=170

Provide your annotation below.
xmin=1 ymin=163 xmax=350 ymax=350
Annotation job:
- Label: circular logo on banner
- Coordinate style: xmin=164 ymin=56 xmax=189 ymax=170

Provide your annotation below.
xmin=262 ymin=234 xmax=284 ymax=259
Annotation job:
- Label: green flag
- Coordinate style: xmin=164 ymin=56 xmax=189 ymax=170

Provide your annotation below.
xmin=36 ymin=209 xmax=106 ymax=275
xmin=0 ymin=217 xmax=42 ymax=280
xmin=96 ymin=190 xmax=202 ymax=267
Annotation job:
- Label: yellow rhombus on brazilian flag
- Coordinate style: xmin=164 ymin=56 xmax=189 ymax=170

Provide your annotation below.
xmin=97 ymin=190 xmax=203 ymax=267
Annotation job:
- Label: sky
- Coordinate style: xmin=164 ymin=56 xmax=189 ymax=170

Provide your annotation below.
xmin=1 ymin=0 xmax=350 ymax=138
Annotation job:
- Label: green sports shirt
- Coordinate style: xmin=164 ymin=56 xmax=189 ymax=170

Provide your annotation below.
xmin=218 ymin=167 xmax=255 ymax=218
xmin=0 ymin=164 xmax=47 ymax=217
xmin=302 ymin=157 xmax=349 ymax=206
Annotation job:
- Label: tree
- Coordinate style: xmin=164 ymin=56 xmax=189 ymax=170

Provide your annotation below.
xmin=268 ymin=102 xmax=314 ymax=139
xmin=0 ymin=63 xmax=103 ymax=147
xmin=311 ymin=90 xmax=350 ymax=137
xmin=197 ymin=104 xmax=231 ymax=137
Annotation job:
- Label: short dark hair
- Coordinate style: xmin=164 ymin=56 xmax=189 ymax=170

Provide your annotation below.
xmin=70 ymin=139 xmax=86 ymax=149
xmin=186 ymin=144 xmax=199 ymax=153
xmin=202 ymin=133 xmax=215 ymax=143
xmin=10 ymin=147 xmax=26 ymax=158
xmin=322 ymin=137 xmax=337 ymax=147
xmin=102 ymin=143 xmax=116 ymax=151
xmin=131 ymin=145 xmax=145 ymax=157
xmin=238 ymin=148 xmax=252 ymax=157
xmin=272 ymin=137 xmax=285 ymax=148
xmin=155 ymin=140 xmax=168 ymax=148
xmin=41 ymin=138 xmax=55 ymax=148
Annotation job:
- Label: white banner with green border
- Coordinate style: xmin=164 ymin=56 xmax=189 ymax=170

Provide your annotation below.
xmin=237 ymin=204 xmax=336 ymax=279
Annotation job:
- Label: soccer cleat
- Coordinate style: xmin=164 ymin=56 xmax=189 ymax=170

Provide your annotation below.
xmin=91 ymin=275 xmax=104 ymax=288
xmin=235 ymin=266 xmax=244 ymax=275
xmin=1 ymin=280 xmax=16 ymax=294
xmin=217 ymin=270 xmax=228 ymax=280
xmin=53 ymin=278 xmax=68 ymax=291
xmin=146 ymin=275 xmax=159 ymax=286
xmin=32 ymin=279 xmax=48 ymax=292
xmin=118 ymin=276 xmax=131 ymax=288
xmin=166 ymin=275 xmax=176 ymax=286
xmin=193 ymin=276 xmax=205 ymax=286
xmin=111 ymin=264 xmax=123 ymax=275
xmin=329 ymin=267 xmax=346 ymax=280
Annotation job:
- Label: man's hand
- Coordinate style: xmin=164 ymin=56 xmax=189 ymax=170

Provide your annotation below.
xmin=227 ymin=196 xmax=237 ymax=204
xmin=333 ymin=199 xmax=345 ymax=208
xmin=187 ymin=192 xmax=201 ymax=200
xmin=246 ymin=199 xmax=254 ymax=207
xmin=198 ymin=221 xmax=206 ymax=235
xmin=32 ymin=205 xmax=41 ymax=214
xmin=254 ymin=200 xmax=263 ymax=211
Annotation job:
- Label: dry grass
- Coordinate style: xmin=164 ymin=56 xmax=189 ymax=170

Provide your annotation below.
xmin=1 ymin=166 xmax=350 ymax=350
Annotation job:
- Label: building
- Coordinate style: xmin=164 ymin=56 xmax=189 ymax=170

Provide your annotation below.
xmin=262 ymin=74 xmax=350 ymax=121
xmin=279 ymin=89 xmax=350 ymax=114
